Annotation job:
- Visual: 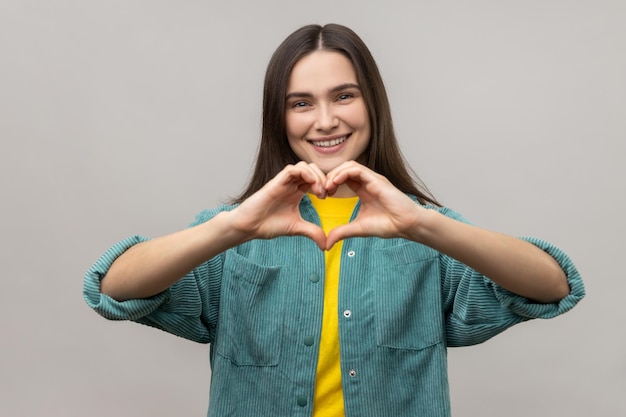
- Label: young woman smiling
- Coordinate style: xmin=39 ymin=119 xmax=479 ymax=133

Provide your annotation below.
xmin=84 ymin=24 xmax=585 ymax=417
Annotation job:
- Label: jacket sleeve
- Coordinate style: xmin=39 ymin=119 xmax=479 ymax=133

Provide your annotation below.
xmin=82 ymin=209 xmax=224 ymax=344
xmin=436 ymin=208 xmax=585 ymax=347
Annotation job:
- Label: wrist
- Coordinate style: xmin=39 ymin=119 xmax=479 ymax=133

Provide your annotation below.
xmin=205 ymin=210 xmax=253 ymax=248
xmin=402 ymin=207 xmax=440 ymax=245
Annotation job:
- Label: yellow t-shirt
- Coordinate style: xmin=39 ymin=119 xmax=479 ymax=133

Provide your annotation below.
xmin=308 ymin=194 xmax=359 ymax=417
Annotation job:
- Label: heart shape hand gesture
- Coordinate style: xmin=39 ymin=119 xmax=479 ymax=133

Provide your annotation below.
xmin=230 ymin=161 xmax=427 ymax=250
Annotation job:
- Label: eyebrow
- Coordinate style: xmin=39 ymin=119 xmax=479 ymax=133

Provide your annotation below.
xmin=285 ymin=83 xmax=361 ymax=100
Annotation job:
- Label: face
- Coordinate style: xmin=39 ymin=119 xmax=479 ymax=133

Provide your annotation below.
xmin=285 ymin=50 xmax=371 ymax=174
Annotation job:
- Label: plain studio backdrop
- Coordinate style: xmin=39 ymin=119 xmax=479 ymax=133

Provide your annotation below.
xmin=1 ymin=1 xmax=624 ymax=416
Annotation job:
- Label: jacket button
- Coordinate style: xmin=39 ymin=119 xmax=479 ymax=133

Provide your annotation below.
xmin=309 ymin=273 xmax=320 ymax=283
xmin=297 ymin=397 xmax=307 ymax=407
xmin=304 ymin=336 xmax=315 ymax=346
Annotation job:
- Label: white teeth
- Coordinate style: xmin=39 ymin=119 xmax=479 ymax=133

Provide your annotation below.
xmin=311 ymin=136 xmax=347 ymax=148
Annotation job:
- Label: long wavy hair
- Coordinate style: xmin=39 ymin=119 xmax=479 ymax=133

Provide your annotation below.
xmin=232 ymin=23 xmax=439 ymax=206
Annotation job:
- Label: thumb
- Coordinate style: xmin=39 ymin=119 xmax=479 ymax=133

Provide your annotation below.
xmin=325 ymin=223 xmax=362 ymax=251
xmin=293 ymin=222 xmax=327 ymax=251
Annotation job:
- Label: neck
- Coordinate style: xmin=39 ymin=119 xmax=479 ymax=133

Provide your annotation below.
xmin=329 ymin=183 xmax=357 ymax=198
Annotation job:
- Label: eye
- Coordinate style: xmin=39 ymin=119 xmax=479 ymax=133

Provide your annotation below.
xmin=291 ymin=101 xmax=309 ymax=108
xmin=337 ymin=93 xmax=353 ymax=100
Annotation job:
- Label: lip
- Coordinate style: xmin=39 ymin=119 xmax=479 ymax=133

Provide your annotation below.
xmin=307 ymin=133 xmax=350 ymax=143
xmin=306 ymin=133 xmax=351 ymax=152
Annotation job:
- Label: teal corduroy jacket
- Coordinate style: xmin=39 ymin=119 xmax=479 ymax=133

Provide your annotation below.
xmin=83 ymin=196 xmax=585 ymax=417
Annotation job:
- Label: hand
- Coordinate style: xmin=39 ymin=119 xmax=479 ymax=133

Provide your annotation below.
xmin=230 ymin=162 xmax=328 ymax=249
xmin=230 ymin=161 xmax=425 ymax=251
xmin=324 ymin=161 xmax=426 ymax=249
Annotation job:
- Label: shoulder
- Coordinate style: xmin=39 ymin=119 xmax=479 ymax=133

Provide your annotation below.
xmin=406 ymin=194 xmax=471 ymax=225
xmin=189 ymin=204 xmax=238 ymax=227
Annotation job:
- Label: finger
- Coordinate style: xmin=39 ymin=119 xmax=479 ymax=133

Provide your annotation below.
xmin=304 ymin=163 xmax=328 ymax=198
xmin=325 ymin=223 xmax=364 ymax=250
xmin=290 ymin=162 xmax=327 ymax=197
xmin=291 ymin=222 xmax=327 ymax=250
xmin=325 ymin=161 xmax=372 ymax=193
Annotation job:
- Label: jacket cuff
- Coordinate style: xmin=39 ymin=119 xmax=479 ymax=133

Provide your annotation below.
xmin=487 ymin=236 xmax=585 ymax=319
xmin=83 ymin=236 xmax=168 ymax=320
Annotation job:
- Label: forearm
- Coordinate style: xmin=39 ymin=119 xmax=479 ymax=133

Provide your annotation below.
xmin=412 ymin=210 xmax=570 ymax=303
xmin=101 ymin=210 xmax=247 ymax=301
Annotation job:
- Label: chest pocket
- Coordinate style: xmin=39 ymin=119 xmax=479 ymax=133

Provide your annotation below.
xmin=374 ymin=242 xmax=444 ymax=350
xmin=216 ymin=250 xmax=285 ymax=366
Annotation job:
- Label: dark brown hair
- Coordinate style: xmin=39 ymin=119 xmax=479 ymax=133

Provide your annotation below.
xmin=232 ymin=23 xmax=439 ymax=206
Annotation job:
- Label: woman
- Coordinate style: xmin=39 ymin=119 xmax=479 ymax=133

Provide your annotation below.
xmin=84 ymin=24 xmax=584 ymax=417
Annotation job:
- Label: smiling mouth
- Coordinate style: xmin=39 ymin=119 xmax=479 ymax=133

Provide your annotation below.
xmin=309 ymin=135 xmax=348 ymax=148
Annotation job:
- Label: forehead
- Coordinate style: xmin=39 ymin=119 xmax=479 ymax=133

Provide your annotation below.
xmin=287 ymin=50 xmax=358 ymax=92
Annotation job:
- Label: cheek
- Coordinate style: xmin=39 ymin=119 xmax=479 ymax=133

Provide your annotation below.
xmin=342 ymin=103 xmax=370 ymax=130
xmin=284 ymin=114 xmax=295 ymax=138
xmin=285 ymin=113 xmax=308 ymax=139
xmin=285 ymin=115 xmax=305 ymax=156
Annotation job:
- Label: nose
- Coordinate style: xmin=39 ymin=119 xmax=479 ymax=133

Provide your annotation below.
xmin=314 ymin=103 xmax=339 ymax=132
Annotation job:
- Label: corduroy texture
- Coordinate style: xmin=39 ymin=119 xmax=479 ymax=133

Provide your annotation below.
xmin=83 ymin=196 xmax=585 ymax=417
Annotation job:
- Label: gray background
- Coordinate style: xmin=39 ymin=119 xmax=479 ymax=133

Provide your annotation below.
xmin=1 ymin=0 xmax=624 ymax=416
